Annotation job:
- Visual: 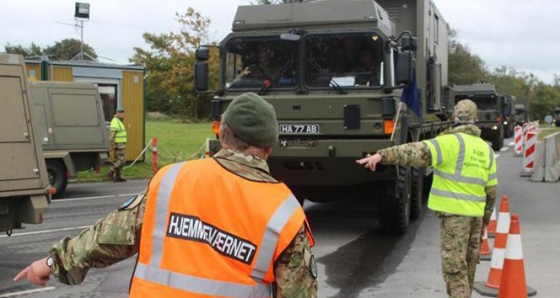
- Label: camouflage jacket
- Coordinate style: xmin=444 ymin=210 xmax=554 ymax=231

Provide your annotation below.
xmin=50 ymin=149 xmax=318 ymax=297
xmin=376 ymin=124 xmax=497 ymax=224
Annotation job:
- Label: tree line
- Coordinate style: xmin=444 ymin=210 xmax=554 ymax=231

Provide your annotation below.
xmin=5 ymin=6 xmax=560 ymax=121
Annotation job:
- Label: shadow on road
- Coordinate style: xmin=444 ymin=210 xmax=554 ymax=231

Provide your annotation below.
xmin=306 ymin=197 xmax=426 ymax=298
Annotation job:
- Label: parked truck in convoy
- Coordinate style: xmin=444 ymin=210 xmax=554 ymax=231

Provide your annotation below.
xmin=554 ymin=107 xmax=560 ymax=127
xmin=195 ymin=0 xmax=452 ymax=234
xmin=29 ymin=81 xmax=110 ymax=198
xmin=502 ymin=95 xmax=515 ymax=138
xmin=514 ymin=103 xmax=528 ymax=126
xmin=0 ymin=54 xmax=51 ymax=235
xmin=452 ymin=83 xmax=504 ymax=151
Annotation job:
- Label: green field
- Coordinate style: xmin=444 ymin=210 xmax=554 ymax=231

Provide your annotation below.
xmin=76 ymin=120 xmax=214 ymax=182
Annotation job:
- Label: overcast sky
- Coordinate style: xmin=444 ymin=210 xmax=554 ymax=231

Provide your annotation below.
xmin=1 ymin=0 xmax=558 ymax=83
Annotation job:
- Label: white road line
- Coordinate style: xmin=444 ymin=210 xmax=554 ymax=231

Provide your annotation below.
xmin=495 ymin=154 xmax=500 ymax=159
xmin=500 ymin=147 xmax=509 ymax=152
xmin=508 ymin=142 xmax=514 ymax=146
xmin=53 ymin=193 xmax=141 ymax=203
xmin=0 ymin=287 xmax=56 ymax=297
xmin=0 ymin=226 xmax=91 ymax=238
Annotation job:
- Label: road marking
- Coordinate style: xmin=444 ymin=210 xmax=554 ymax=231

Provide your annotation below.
xmin=0 ymin=226 xmax=91 ymax=238
xmin=500 ymin=147 xmax=509 ymax=152
xmin=508 ymin=142 xmax=514 ymax=146
xmin=53 ymin=193 xmax=141 ymax=203
xmin=0 ymin=287 xmax=56 ymax=297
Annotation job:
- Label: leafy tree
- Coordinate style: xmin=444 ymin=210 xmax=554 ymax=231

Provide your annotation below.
xmin=447 ymin=30 xmax=488 ymax=86
xmin=130 ymin=8 xmax=219 ymax=119
xmin=43 ymin=38 xmax=97 ymax=61
xmin=4 ymin=42 xmax=43 ymax=57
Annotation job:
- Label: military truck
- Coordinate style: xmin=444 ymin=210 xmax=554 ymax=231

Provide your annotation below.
xmin=514 ymin=103 xmax=528 ymax=126
xmin=452 ymin=83 xmax=504 ymax=150
xmin=502 ymin=95 xmax=516 ymax=138
xmin=554 ymin=107 xmax=560 ymax=127
xmin=29 ymin=81 xmax=110 ymax=198
xmin=195 ymin=0 xmax=451 ymax=234
xmin=0 ymin=54 xmax=51 ymax=235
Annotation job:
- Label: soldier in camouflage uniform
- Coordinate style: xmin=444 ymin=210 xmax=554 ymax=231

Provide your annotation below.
xmin=357 ymin=100 xmax=497 ymax=298
xmin=14 ymin=93 xmax=318 ymax=297
xmin=108 ymin=109 xmax=127 ymax=182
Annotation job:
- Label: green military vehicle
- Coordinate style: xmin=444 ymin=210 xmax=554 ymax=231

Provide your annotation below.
xmin=29 ymin=81 xmax=110 ymax=198
xmin=502 ymin=95 xmax=516 ymax=138
xmin=452 ymin=83 xmax=504 ymax=150
xmin=195 ymin=0 xmax=451 ymax=234
xmin=554 ymin=107 xmax=560 ymax=127
xmin=0 ymin=54 xmax=51 ymax=235
xmin=514 ymin=103 xmax=528 ymax=126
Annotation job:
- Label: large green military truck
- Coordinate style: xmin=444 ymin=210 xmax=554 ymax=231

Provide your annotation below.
xmin=554 ymin=107 xmax=560 ymax=127
xmin=452 ymin=83 xmax=504 ymax=150
xmin=514 ymin=103 xmax=528 ymax=126
xmin=195 ymin=0 xmax=451 ymax=234
xmin=29 ymin=81 xmax=110 ymax=198
xmin=502 ymin=95 xmax=516 ymax=138
xmin=0 ymin=54 xmax=51 ymax=235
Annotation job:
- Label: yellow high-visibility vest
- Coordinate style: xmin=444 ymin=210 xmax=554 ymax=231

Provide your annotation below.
xmin=423 ymin=133 xmax=498 ymax=217
xmin=110 ymin=117 xmax=127 ymax=144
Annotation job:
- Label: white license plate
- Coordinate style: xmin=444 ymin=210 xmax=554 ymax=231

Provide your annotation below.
xmin=279 ymin=124 xmax=320 ymax=134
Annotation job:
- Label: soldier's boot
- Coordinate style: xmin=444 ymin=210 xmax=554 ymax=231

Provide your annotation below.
xmin=106 ymin=170 xmax=114 ymax=180
xmin=114 ymin=172 xmax=127 ymax=182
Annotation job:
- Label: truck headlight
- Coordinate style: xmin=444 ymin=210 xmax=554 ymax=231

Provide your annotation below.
xmin=491 ymin=125 xmax=498 ymax=130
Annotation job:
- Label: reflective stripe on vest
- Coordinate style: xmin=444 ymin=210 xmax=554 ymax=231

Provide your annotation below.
xmin=133 ymin=162 xmax=301 ymax=297
xmin=110 ymin=117 xmax=127 ymax=143
xmin=427 ymin=133 xmax=492 ymax=216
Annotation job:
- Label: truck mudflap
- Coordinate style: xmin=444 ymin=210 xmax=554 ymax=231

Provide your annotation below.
xmin=1 ymin=192 xmax=50 ymax=235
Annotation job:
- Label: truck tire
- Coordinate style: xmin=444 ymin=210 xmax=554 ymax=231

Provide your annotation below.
xmin=47 ymin=160 xmax=67 ymax=199
xmin=491 ymin=132 xmax=503 ymax=151
xmin=410 ymin=167 xmax=424 ymax=220
xmin=379 ymin=166 xmax=411 ymax=235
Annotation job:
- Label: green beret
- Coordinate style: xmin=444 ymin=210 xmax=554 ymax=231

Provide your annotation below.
xmin=224 ymin=92 xmax=279 ymax=147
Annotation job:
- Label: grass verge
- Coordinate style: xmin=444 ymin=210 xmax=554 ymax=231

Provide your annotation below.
xmin=76 ymin=120 xmax=214 ymax=182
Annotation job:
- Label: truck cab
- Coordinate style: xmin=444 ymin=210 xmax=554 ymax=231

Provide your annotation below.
xmin=452 ymin=83 xmax=504 ymax=150
xmin=195 ymin=0 xmax=449 ymax=234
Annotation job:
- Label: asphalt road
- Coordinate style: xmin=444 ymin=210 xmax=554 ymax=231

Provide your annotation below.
xmin=1 ymin=137 xmax=558 ymax=297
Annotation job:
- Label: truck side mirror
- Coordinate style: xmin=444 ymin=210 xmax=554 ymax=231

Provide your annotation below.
xmin=196 ymin=47 xmax=209 ymax=61
xmin=395 ymin=51 xmax=414 ymax=85
xmin=194 ymin=62 xmax=209 ymax=92
xmin=401 ymin=36 xmax=418 ymax=52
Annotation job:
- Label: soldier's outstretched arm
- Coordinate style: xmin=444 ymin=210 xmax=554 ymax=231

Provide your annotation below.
xmin=14 ymin=192 xmax=147 ymax=286
xmin=274 ymin=225 xmax=318 ymax=298
xmin=356 ymin=141 xmax=432 ymax=171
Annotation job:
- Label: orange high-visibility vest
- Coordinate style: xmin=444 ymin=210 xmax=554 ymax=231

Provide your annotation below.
xmin=130 ymin=158 xmax=309 ymax=297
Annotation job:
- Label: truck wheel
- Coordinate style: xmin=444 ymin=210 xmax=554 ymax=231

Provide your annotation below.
xmin=410 ymin=167 xmax=424 ymax=220
xmin=491 ymin=133 xmax=503 ymax=151
xmin=379 ymin=166 xmax=411 ymax=235
xmin=47 ymin=160 xmax=67 ymax=199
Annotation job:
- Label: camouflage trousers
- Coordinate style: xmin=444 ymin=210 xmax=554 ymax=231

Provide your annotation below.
xmin=111 ymin=143 xmax=126 ymax=174
xmin=438 ymin=214 xmax=483 ymax=298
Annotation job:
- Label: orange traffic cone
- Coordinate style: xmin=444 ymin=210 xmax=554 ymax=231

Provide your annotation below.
xmin=474 ymin=195 xmax=510 ymax=296
xmin=479 ymin=227 xmax=492 ymax=261
xmin=487 ymin=207 xmax=497 ymax=238
xmin=498 ymin=214 xmax=537 ymax=297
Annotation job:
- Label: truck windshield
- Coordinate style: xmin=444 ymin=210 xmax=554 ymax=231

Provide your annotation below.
xmin=224 ymin=37 xmax=297 ymax=90
xmin=305 ymin=33 xmax=383 ymax=88
xmin=469 ymin=97 xmax=499 ymax=110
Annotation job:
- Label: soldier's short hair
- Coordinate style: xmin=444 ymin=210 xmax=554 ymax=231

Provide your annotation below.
xmin=219 ymin=118 xmax=251 ymax=151
xmin=454 ymin=99 xmax=477 ymax=124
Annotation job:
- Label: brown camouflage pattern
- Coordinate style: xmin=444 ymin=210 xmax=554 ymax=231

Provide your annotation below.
xmin=275 ymin=225 xmax=318 ymax=298
xmin=376 ymin=124 xmax=495 ymax=297
xmin=438 ymin=214 xmax=483 ymax=298
xmin=110 ymin=143 xmax=126 ymax=174
xmin=50 ymin=148 xmax=317 ymax=297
